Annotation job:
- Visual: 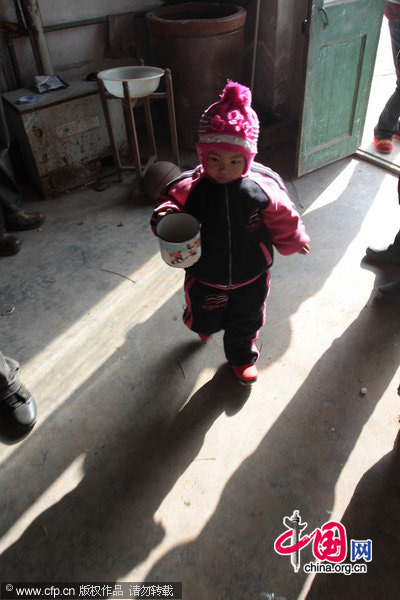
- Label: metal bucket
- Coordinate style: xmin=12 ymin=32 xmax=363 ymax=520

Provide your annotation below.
xmin=146 ymin=2 xmax=246 ymax=149
xmin=156 ymin=213 xmax=201 ymax=268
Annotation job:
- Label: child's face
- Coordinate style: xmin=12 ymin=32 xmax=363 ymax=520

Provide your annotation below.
xmin=205 ymin=149 xmax=246 ymax=184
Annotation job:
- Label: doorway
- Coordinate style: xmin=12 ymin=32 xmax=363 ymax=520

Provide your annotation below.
xmin=295 ymin=0 xmax=385 ymax=177
xmin=358 ymin=17 xmax=400 ymax=174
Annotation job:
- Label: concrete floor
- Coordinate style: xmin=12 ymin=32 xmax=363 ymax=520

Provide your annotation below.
xmin=0 ymin=146 xmax=399 ymax=599
xmin=1 ymin=28 xmax=400 ymax=597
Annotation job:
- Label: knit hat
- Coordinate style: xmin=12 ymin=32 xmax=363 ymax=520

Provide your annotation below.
xmin=196 ymin=80 xmax=259 ymax=176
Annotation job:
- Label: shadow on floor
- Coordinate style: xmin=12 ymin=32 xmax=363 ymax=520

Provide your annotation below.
xmin=1 ymin=183 xmax=161 ymax=365
xmin=0 ymin=155 xmax=397 ymax=597
xmin=306 ymin=431 xmax=400 ymax=599
xmin=0 ymin=336 xmax=250 ymax=580
xmin=144 ymin=293 xmax=400 ymax=599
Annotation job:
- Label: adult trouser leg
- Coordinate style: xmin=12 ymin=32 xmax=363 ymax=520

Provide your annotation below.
xmin=0 ymin=352 xmax=21 ymax=401
xmin=0 ymin=100 xmax=22 ymax=220
xmin=0 ymin=352 xmax=37 ymax=430
xmin=374 ymin=88 xmax=400 ymax=139
xmin=374 ymin=21 xmax=400 ymax=139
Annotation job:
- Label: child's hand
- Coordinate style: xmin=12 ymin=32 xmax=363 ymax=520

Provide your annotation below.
xmin=299 ymin=243 xmax=310 ymax=255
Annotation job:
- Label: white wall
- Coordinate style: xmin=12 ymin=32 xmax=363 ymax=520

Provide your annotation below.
xmin=40 ymin=0 xmax=159 ymax=24
xmin=0 ymin=1 xmax=160 ymax=25
xmin=0 ymin=0 xmax=162 ymax=92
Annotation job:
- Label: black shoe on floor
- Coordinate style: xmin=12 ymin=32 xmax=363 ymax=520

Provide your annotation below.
xmin=0 ymin=233 xmax=21 ymax=256
xmin=5 ymin=211 xmax=45 ymax=232
xmin=2 ymin=384 xmax=38 ymax=430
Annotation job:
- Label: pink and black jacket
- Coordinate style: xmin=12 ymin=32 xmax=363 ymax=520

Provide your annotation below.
xmin=151 ymin=163 xmax=310 ymax=289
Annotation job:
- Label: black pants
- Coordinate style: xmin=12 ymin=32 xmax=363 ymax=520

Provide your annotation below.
xmin=0 ymin=352 xmax=21 ymax=401
xmin=374 ymin=21 xmax=400 ymax=139
xmin=0 ymin=100 xmax=22 ymax=233
xmin=183 ymin=272 xmax=270 ymax=365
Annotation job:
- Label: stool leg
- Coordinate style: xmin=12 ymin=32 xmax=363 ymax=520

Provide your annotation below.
xmin=98 ymin=78 xmax=123 ymax=181
xmin=144 ymin=97 xmax=157 ymax=162
xmin=164 ymin=68 xmax=180 ymax=168
xmin=123 ymin=81 xmax=143 ymax=192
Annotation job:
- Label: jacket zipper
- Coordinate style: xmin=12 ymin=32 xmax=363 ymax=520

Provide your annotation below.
xmin=225 ymin=187 xmax=232 ymax=289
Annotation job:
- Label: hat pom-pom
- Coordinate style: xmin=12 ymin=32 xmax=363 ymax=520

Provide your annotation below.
xmin=220 ymin=80 xmax=252 ymax=108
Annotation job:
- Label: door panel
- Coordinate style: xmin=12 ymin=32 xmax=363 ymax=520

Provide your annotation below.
xmin=296 ymin=0 xmax=385 ymax=176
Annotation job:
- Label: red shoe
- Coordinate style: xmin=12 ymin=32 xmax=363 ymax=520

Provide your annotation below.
xmin=198 ymin=333 xmax=212 ymax=342
xmin=232 ymin=363 xmax=258 ymax=385
xmin=394 ymin=134 xmax=400 ymax=140
xmin=373 ymin=137 xmax=393 ymax=154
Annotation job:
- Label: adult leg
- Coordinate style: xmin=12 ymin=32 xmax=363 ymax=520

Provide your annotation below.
xmin=374 ymin=21 xmax=400 ymax=141
xmin=0 ymin=100 xmax=23 ymax=254
xmin=389 ymin=19 xmax=400 ymax=81
xmin=0 ymin=352 xmax=37 ymax=430
xmin=0 ymin=100 xmax=45 ymax=234
xmin=0 ymin=100 xmax=22 ymax=217
xmin=0 ymin=352 xmax=21 ymax=399
xmin=374 ymin=88 xmax=400 ymax=140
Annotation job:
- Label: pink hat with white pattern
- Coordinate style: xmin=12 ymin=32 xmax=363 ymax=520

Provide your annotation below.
xmin=196 ymin=80 xmax=259 ymax=175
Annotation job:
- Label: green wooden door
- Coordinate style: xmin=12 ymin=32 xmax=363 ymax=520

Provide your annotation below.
xmin=296 ymin=0 xmax=385 ymax=176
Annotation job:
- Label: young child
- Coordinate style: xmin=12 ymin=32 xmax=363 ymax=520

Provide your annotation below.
xmin=151 ymin=81 xmax=310 ymax=384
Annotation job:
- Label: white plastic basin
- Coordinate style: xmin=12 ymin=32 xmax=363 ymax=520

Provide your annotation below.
xmin=97 ymin=66 xmax=164 ymax=99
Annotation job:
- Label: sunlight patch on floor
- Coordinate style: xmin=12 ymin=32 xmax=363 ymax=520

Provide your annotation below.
xmin=0 ymin=255 xmax=183 ymax=467
xmin=302 ymin=160 xmax=358 ymax=217
xmin=0 ymin=454 xmax=86 ymax=554
xmin=332 ymin=375 xmax=400 ymax=523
